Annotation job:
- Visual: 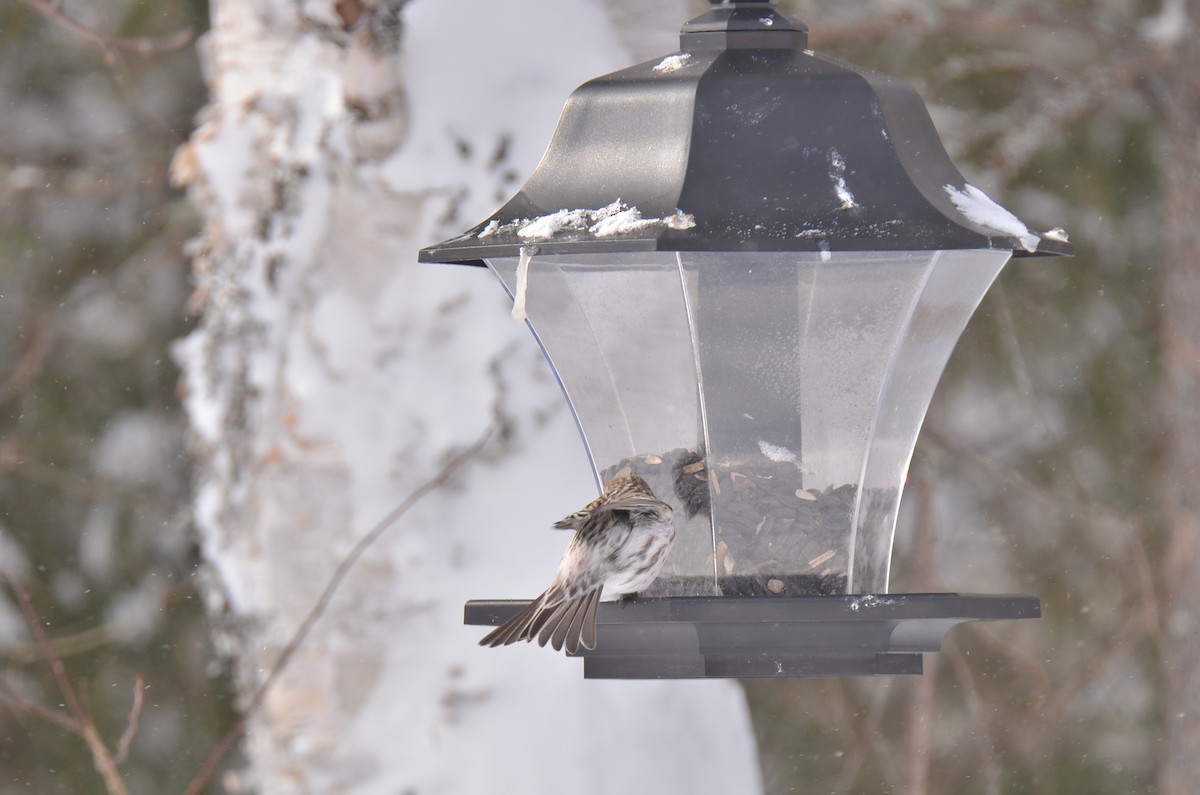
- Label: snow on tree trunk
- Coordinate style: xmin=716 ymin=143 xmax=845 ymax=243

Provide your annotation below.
xmin=1159 ymin=55 xmax=1200 ymax=795
xmin=173 ymin=0 xmax=761 ymax=792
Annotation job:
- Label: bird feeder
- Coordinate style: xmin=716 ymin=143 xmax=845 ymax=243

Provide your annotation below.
xmin=420 ymin=0 xmax=1071 ymax=678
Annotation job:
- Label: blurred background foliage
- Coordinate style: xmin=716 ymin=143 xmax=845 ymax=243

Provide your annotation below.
xmin=0 ymin=0 xmax=1190 ymax=792
xmin=746 ymin=1 xmax=1181 ymax=793
xmin=0 ymin=1 xmax=238 ymax=793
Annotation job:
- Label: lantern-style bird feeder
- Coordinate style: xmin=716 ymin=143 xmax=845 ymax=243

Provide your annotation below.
xmin=421 ymin=0 xmax=1071 ymax=678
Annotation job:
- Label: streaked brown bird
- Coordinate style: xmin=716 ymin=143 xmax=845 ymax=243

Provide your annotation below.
xmin=479 ymin=473 xmax=675 ymax=655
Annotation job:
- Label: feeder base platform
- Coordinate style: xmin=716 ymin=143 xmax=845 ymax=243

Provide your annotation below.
xmin=464 ymin=593 xmax=1039 ymax=679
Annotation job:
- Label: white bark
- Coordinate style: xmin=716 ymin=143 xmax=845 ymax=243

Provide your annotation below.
xmin=174 ymin=1 xmax=761 ymax=792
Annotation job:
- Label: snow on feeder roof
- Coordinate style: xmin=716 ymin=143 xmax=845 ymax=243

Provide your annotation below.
xmin=421 ymin=0 xmax=1071 ymax=679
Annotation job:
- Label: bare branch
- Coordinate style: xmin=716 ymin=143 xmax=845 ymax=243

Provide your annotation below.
xmin=80 ymin=723 xmax=132 ymax=795
xmin=114 ymin=674 xmax=145 ymax=765
xmin=1037 ymin=549 xmax=1161 ymax=720
xmin=943 ymin=638 xmax=1004 ymax=795
xmin=810 ymin=3 xmax=1161 ymax=187
xmin=0 ymin=674 xmax=81 ymax=734
xmin=0 ymin=450 xmax=174 ymax=513
xmin=182 ymin=422 xmax=498 ymax=795
xmin=925 ymin=50 xmax=1058 ymax=90
xmin=3 ymin=623 xmax=114 ymax=665
xmin=0 ymin=310 xmax=55 ymax=408
xmin=903 ymin=479 xmax=940 ymax=795
xmin=15 ymin=0 xmax=195 ymax=69
xmin=829 ymin=679 xmax=897 ymax=794
xmin=982 ymin=69 xmax=1116 ymax=181
xmin=2 ymin=584 xmax=188 ymax=665
xmin=1129 ymin=529 xmax=1170 ymax=665
xmin=0 ymin=569 xmax=90 ymax=726
xmin=0 ymin=569 xmax=132 ymax=795
xmin=828 ymin=681 xmax=873 ymax=795
xmin=922 ymin=422 xmax=1137 ymax=543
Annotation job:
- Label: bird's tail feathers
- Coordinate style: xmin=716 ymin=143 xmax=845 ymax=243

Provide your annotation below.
xmin=478 ymin=590 xmax=550 ymax=647
xmin=478 ymin=587 xmax=603 ymax=655
xmin=537 ymin=587 xmax=602 ymax=654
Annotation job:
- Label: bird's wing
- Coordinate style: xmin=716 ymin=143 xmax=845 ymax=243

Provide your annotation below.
xmin=588 ymin=496 xmax=670 ymax=520
xmin=551 ymin=510 xmax=587 ymax=531
xmin=552 ymin=492 xmax=607 ymax=530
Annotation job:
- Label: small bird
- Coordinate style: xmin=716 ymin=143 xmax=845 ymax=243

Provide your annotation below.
xmin=479 ymin=473 xmax=675 ymax=655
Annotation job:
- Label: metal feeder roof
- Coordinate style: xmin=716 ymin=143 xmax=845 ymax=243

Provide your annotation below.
xmin=420 ymin=2 xmax=1072 ymax=265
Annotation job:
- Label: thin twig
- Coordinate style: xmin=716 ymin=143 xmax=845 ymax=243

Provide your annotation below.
xmin=0 ymin=674 xmax=81 ymax=733
xmin=4 ymin=622 xmax=113 ymax=665
xmin=943 ymin=637 xmax=1003 ymax=795
xmin=182 ymin=422 xmax=498 ymax=795
xmin=828 ymin=680 xmax=872 ymax=795
xmin=864 ymin=682 xmax=901 ymax=791
xmin=0 ymin=569 xmax=131 ymax=795
xmin=1129 ymin=529 xmax=1171 ymax=665
xmin=1033 ymin=537 xmax=1162 ymax=722
xmin=3 ymin=583 xmax=188 ymax=664
xmin=922 ymin=423 xmax=1133 ymax=542
xmin=114 ymin=674 xmax=145 ymax=765
xmin=0 ymin=569 xmax=90 ymax=728
xmin=991 ymin=282 xmax=1100 ymax=497
xmin=16 ymin=0 xmax=195 ymax=69
xmin=903 ymin=479 xmax=940 ymax=795
xmin=80 ymin=722 xmax=131 ymax=795
xmin=831 ymin=680 xmax=894 ymax=794
xmin=0 ymin=310 xmax=55 ymax=408
xmin=2 ymin=454 xmax=172 ymax=511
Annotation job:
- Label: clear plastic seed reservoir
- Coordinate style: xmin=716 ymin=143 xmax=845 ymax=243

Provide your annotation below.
xmin=487 ymin=248 xmax=1010 ymax=598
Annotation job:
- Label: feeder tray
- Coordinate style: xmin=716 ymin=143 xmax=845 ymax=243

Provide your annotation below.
xmin=466 ymin=594 xmax=1039 ymax=679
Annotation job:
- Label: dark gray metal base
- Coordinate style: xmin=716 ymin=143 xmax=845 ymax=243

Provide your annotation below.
xmin=465 ymin=593 xmax=1040 ymax=679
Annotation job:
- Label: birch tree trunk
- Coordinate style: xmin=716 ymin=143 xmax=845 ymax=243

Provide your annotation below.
xmin=174 ymin=0 xmax=761 ymax=792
